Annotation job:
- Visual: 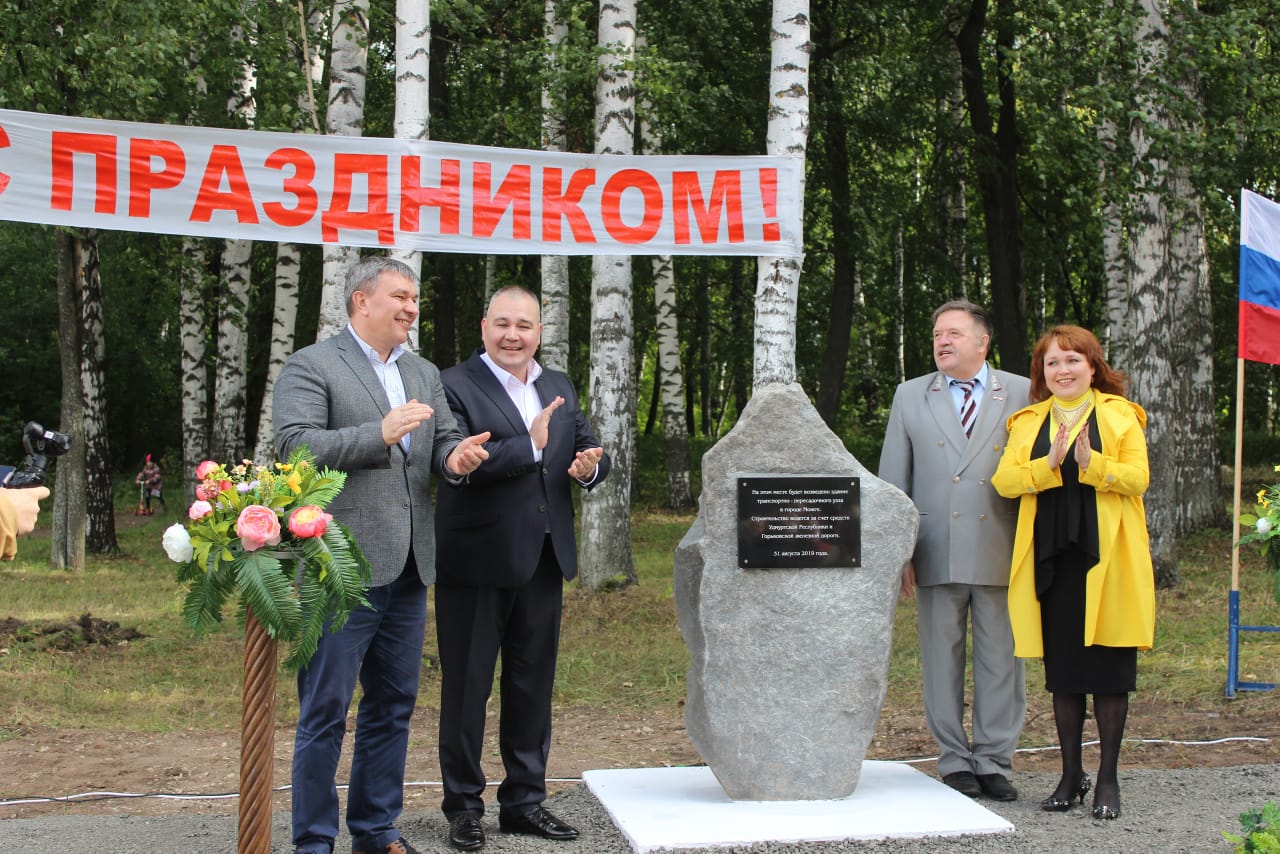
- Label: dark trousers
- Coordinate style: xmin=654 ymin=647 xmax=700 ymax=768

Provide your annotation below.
xmin=291 ymin=559 xmax=427 ymax=854
xmin=436 ymin=537 xmax=564 ymax=818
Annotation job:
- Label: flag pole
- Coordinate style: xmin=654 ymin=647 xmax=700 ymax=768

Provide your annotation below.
xmin=1227 ymin=357 xmax=1245 ymax=697
xmin=1232 ymin=357 xmax=1245 ymax=594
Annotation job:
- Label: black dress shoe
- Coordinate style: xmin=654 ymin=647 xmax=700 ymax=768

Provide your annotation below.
xmin=498 ymin=805 xmax=580 ymax=841
xmin=941 ymin=770 xmax=981 ymax=797
xmin=447 ymin=814 xmax=485 ymax=851
xmin=976 ymin=773 xmax=1018 ymax=801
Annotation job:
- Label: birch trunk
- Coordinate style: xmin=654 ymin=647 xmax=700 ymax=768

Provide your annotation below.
xmin=1108 ymin=0 xmax=1220 ymax=588
xmin=318 ymin=0 xmax=370 ymax=341
xmin=391 ymin=0 xmax=430 ymax=351
xmin=214 ymin=238 xmax=252 ymax=463
xmin=651 ymin=254 xmax=693 ymax=510
xmin=77 ymin=231 xmax=116 ymax=553
xmin=255 ymin=2 xmax=326 ymax=462
xmin=254 ymin=243 xmax=301 ymax=463
xmin=52 ymin=231 xmax=86 ymax=571
xmin=539 ymin=0 xmax=570 ymax=371
xmin=215 ymin=14 xmax=256 ymax=463
xmin=180 ymin=240 xmax=210 ymax=502
xmin=580 ymin=0 xmax=638 ymax=590
xmin=753 ymin=0 xmax=809 ymax=389
xmin=640 ymin=89 xmax=692 ymax=509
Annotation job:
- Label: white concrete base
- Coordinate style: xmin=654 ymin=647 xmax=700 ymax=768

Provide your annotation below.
xmin=583 ymin=762 xmax=1014 ymax=853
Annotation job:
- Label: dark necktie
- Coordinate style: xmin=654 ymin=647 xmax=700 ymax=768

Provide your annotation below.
xmin=953 ymin=379 xmax=977 ymax=438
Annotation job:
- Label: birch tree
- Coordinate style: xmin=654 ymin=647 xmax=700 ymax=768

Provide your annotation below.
xmin=539 ymin=0 xmax=571 ymax=371
xmin=1104 ymin=0 xmax=1219 ymax=587
xmin=318 ymin=0 xmax=371 ymax=341
xmin=640 ymin=97 xmax=692 ymax=510
xmin=580 ymin=0 xmax=638 ymax=590
xmin=213 ymin=15 xmax=257 ymax=464
xmin=213 ymin=238 xmax=252 ymax=463
xmin=752 ymin=0 xmax=809 ymax=389
xmin=391 ymin=0 xmax=430 ymax=352
xmin=179 ymin=240 xmax=211 ymax=503
xmin=78 ymin=231 xmax=117 ymax=553
xmin=254 ymin=1 xmax=326 ymax=464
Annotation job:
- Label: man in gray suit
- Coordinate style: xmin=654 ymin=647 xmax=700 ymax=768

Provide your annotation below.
xmin=878 ymin=299 xmax=1029 ymax=802
xmin=274 ymin=257 xmax=489 ymax=854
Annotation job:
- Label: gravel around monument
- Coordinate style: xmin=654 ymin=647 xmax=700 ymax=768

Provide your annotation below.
xmin=0 ymin=764 xmax=1277 ymax=852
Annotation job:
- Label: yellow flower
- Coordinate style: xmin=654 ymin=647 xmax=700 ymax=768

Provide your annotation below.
xmin=1260 ymin=489 xmax=1269 ymax=504
xmin=286 ymin=470 xmax=303 ymax=494
xmin=276 ymin=462 xmax=293 ymax=472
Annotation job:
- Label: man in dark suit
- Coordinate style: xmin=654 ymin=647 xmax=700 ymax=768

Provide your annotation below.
xmin=274 ymin=257 xmax=489 ymax=854
xmin=878 ymin=299 xmax=1029 ymax=803
xmin=434 ymin=286 xmax=608 ymax=851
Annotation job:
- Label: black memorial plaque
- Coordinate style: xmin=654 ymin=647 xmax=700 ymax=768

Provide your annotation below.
xmin=737 ymin=476 xmax=860 ymax=569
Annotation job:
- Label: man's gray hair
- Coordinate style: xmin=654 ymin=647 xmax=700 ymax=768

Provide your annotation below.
xmin=932 ymin=298 xmax=994 ymax=339
xmin=345 ymin=256 xmax=419 ymax=315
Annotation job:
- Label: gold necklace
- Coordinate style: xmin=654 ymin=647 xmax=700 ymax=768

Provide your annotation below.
xmin=1052 ymin=394 xmax=1093 ymax=433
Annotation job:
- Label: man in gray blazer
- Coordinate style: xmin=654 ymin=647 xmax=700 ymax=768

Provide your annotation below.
xmin=878 ymin=299 xmax=1029 ymax=802
xmin=274 ymin=257 xmax=489 ymax=854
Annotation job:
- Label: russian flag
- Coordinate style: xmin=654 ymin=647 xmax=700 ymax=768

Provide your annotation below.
xmin=1240 ymin=189 xmax=1280 ymax=365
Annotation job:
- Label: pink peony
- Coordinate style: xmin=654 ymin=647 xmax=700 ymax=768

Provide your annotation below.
xmin=288 ymin=505 xmax=333 ymax=539
xmin=188 ymin=500 xmax=214 ymax=520
xmin=236 ymin=505 xmax=281 ymax=551
xmin=194 ymin=460 xmax=220 ymax=480
xmin=195 ymin=483 xmax=213 ymax=501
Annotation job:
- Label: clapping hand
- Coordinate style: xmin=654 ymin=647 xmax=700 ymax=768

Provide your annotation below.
xmin=447 ymin=432 xmax=491 ymax=476
xmin=568 ymin=447 xmax=602 ymax=482
xmin=382 ymin=399 xmax=435 ymax=447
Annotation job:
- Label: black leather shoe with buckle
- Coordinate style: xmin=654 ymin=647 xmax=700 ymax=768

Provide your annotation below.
xmin=498 ymin=805 xmax=579 ymax=841
xmin=447 ymin=814 xmax=485 ymax=852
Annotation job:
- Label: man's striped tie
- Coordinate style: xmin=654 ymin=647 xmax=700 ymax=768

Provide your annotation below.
xmin=953 ymin=379 xmax=977 ymax=438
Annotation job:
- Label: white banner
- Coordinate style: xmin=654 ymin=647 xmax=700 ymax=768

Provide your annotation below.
xmin=0 ymin=109 xmax=803 ymax=257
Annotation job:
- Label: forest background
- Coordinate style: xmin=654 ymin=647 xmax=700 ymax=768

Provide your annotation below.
xmin=1 ymin=0 xmax=1279 ymax=593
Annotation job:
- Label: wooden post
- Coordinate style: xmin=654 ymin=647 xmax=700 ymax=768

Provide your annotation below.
xmin=238 ymin=609 xmax=278 ymax=853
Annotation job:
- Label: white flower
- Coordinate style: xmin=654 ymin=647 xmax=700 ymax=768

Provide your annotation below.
xmin=1259 ymin=517 xmax=1274 ymax=535
xmin=162 ymin=523 xmax=194 ymax=563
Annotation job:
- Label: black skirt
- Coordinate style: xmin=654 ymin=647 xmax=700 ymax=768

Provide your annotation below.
xmin=1032 ymin=414 xmax=1137 ymax=695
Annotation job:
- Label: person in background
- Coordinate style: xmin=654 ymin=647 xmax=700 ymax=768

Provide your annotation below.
xmin=0 ymin=485 xmax=50 ymax=559
xmin=878 ymin=299 xmax=1030 ymax=802
xmin=434 ymin=286 xmax=608 ymax=852
xmin=273 ymin=256 xmax=490 ymax=854
xmin=135 ymin=454 xmax=165 ymax=515
xmin=993 ymin=324 xmax=1155 ymax=821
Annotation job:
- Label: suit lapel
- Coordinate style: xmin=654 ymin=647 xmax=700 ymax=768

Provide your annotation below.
xmin=336 ymin=330 xmax=392 ymax=415
xmin=927 ymin=372 xmax=968 ymax=457
xmin=467 ymin=356 xmax=529 ymax=437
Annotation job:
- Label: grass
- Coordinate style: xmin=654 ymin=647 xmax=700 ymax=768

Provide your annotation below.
xmin=1 ymin=491 xmax=1279 ymax=739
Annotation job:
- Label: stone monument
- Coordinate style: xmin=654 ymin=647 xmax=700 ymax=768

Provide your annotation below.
xmin=674 ymin=383 xmax=918 ymax=800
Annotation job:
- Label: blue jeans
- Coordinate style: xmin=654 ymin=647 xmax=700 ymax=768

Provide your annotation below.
xmin=291 ymin=561 xmax=427 ymax=854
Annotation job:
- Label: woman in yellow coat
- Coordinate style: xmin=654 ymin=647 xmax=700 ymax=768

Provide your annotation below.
xmin=992 ymin=325 xmax=1154 ymax=822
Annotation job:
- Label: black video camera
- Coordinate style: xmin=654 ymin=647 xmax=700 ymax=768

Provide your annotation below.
xmin=1 ymin=421 xmax=72 ymax=488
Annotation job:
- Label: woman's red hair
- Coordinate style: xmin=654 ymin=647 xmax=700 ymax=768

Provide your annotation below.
xmin=1029 ymin=325 xmax=1127 ymax=403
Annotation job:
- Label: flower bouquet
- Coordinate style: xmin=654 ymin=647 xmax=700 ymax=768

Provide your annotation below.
xmin=162 ymin=447 xmax=371 ymax=668
xmin=1239 ymin=464 xmax=1280 ymax=604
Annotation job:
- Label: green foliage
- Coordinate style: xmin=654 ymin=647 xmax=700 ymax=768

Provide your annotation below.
xmin=1225 ymin=801 xmax=1280 ymax=853
xmin=169 ymin=446 xmax=372 ymax=668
